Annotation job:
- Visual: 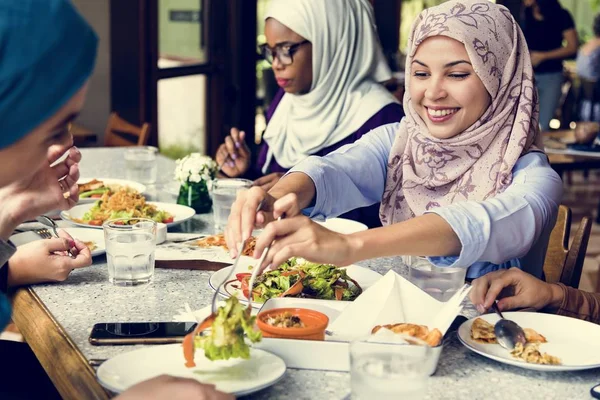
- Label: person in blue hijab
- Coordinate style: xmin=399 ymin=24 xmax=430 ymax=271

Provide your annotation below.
xmin=0 ymin=2 xmax=232 ymax=399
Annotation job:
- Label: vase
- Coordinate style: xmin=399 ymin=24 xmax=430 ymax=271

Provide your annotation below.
xmin=176 ymin=180 xmax=212 ymax=214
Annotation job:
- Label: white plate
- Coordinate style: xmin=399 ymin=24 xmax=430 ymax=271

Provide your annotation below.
xmin=209 ymin=257 xmax=382 ymax=309
xmin=77 ymin=178 xmax=147 ymax=204
xmin=96 ymin=344 xmax=286 ymax=396
xmin=458 ymin=312 xmax=600 ymax=371
xmin=60 ymin=202 xmax=195 ymax=229
xmin=10 ymin=227 xmax=106 ymax=257
xmin=315 ymin=218 xmax=367 ymax=234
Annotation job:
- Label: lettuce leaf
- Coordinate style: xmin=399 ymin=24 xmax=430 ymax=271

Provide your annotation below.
xmin=194 ymin=297 xmax=261 ymax=361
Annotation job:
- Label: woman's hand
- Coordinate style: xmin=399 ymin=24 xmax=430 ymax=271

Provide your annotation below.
xmin=225 ymin=190 xmax=304 ymax=258
xmin=253 ymin=172 xmax=284 ymax=191
xmin=469 ymin=267 xmax=564 ymax=313
xmin=7 ymin=229 xmax=92 ymax=286
xmin=0 ymin=146 xmax=81 ymax=239
xmin=115 ymin=375 xmax=233 ymax=400
xmin=215 ymin=128 xmax=251 ymax=178
xmin=252 ymin=215 xmax=359 ymax=273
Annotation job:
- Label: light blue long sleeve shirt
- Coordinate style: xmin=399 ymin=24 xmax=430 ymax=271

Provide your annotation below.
xmin=290 ymin=122 xmax=563 ymax=279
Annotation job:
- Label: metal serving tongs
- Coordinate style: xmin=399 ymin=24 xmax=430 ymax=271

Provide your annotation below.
xmin=245 ymin=215 xmax=283 ymax=312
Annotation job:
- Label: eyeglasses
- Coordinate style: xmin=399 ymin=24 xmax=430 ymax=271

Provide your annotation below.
xmin=258 ymin=40 xmax=309 ymax=66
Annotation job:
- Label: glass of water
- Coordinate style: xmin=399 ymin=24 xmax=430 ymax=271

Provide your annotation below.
xmin=124 ymin=146 xmax=158 ymax=184
xmin=350 ymin=335 xmax=432 ymax=400
xmin=407 ymin=256 xmax=467 ymax=302
xmin=210 ymin=178 xmax=252 ymax=231
xmin=103 ymin=218 xmax=157 ymax=286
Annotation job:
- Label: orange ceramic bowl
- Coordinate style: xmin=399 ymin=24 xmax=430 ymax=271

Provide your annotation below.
xmin=256 ymin=308 xmax=329 ymax=341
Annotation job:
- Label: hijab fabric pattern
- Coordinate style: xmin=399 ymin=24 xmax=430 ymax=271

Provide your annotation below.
xmin=262 ymin=0 xmax=398 ymax=172
xmin=380 ymin=0 xmax=542 ymax=225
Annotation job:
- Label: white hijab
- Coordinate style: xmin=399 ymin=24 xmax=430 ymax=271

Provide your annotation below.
xmin=262 ymin=0 xmax=398 ymax=173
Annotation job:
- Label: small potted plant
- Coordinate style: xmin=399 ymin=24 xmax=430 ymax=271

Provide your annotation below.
xmin=174 ymin=153 xmax=217 ymax=214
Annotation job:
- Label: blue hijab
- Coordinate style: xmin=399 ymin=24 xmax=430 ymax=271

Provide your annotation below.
xmin=0 ymin=0 xmax=97 ymax=330
xmin=0 ymin=0 xmax=98 ymax=149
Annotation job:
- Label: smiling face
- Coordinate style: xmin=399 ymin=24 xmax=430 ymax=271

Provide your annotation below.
xmin=0 ymin=83 xmax=88 ymax=187
xmin=264 ymin=18 xmax=313 ymax=94
xmin=409 ymin=36 xmax=491 ymax=140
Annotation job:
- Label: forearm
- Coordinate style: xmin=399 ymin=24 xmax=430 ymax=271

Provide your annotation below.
xmin=540 ymin=46 xmax=577 ymax=61
xmin=550 ymin=283 xmax=600 ymax=324
xmin=347 ymin=213 xmax=461 ymax=264
xmin=268 ymin=172 xmax=316 ymax=211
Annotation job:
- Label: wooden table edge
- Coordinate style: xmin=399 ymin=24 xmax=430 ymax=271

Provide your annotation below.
xmin=11 ymin=286 xmax=110 ymax=400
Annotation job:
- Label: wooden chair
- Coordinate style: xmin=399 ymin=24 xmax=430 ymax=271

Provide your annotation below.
xmin=104 ymin=112 xmax=151 ymax=147
xmin=543 ymin=205 xmax=593 ymax=288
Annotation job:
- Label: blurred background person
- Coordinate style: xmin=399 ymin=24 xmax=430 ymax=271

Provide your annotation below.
xmin=521 ymin=0 xmax=578 ymax=131
xmin=576 ymin=13 xmax=600 ymax=122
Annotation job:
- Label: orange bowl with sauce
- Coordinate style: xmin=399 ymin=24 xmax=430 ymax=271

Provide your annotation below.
xmin=256 ymin=308 xmax=329 ymax=341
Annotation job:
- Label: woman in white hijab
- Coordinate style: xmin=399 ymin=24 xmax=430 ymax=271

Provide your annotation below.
xmin=215 ymin=0 xmax=402 ymax=227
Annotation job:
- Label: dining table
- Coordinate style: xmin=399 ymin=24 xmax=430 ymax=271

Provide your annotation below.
xmin=9 ymin=147 xmax=600 ymax=399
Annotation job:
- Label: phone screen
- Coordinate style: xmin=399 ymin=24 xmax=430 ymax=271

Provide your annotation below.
xmin=89 ymin=322 xmax=197 ymax=345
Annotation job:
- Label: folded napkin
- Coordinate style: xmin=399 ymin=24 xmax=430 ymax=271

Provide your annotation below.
xmin=328 ymin=270 xmax=470 ymax=341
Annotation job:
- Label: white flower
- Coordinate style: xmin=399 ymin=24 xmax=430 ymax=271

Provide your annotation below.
xmin=174 ymin=153 xmax=218 ymax=184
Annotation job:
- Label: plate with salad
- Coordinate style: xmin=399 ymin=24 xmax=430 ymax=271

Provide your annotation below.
xmin=61 ymin=190 xmax=195 ymax=229
xmin=209 ymin=257 xmax=382 ymax=309
xmin=77 ymin=178 xmax=146 ymax=204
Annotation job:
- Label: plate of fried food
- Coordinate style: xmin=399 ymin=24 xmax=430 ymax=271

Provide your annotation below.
xmin=458 ymin=312 xmax=600 ymax=371
xmin=77 ymin=178 xmax=147 ymax=204
xmin=10 ymin=227 xmax=106 ymax=257
xmin=61 ymin=188 xmax=195 ymax=228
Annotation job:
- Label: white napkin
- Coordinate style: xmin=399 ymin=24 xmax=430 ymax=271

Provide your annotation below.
xmin=328 ymin=270 xmax=469 ymax=341
xmin=172 ymin=302 xmax=223 ymax=322
xmin=328 ymin=271 xmax=406 ymax=341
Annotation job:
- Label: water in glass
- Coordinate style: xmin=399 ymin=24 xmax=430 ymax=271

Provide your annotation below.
xmin=124 ymin=147 xmax=158 ymax=184
xmin=408 ymin=257 xmax=466 ymax=302
xmin=350 ymin=339 xmax=430 ymax=400
xmin=104 ymin=219 xmax=156 ymax=286
xmin=210 ymin=179 xmax=252 ymax=230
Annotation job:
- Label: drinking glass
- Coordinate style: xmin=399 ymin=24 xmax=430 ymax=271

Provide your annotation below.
xmin=350 ymin=335 xmax=432 ymax=400
xmin=210 ymin=178 xmax=253 ymax=231
xmin=407 ymin=256 xmax=467 ymax=302
xmin=103 ymin=218 xmax=157 ymax=286
xmin=124 ymin=146 xmax=158 ymax=184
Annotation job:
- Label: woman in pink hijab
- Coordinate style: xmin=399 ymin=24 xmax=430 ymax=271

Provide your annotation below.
xmin=225 ymin=0 xmax=562 ymax=280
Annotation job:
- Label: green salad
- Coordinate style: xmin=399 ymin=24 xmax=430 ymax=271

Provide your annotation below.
xmin=243 ymin=258 xmax=363 ymax=303
xmin=193 ymin=297 xmax=261 ymax=361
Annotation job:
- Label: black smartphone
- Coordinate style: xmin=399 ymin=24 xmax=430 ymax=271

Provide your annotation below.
xmin=89 ymin=322 xmax=197 ymax=345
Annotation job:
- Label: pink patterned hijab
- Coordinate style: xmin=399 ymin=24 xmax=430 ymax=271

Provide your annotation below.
xmin=380 ymin=0 xmax=543 ymax=225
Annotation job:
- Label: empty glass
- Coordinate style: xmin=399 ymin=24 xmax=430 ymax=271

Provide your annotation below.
xmin=104 ymin=218 xmax=157 ymax=286
xmin=124 ymin=146 xmax=158 ymax=184
xmin=210 ymin=178 xmax=252 ymax=231
xmin=350 ymin=335 xmax=432 ymax=400
xmin=407 ymin=256 xmax=467 ymax=302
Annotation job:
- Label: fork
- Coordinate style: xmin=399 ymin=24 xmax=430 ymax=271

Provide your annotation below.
xmin=35 ymin=215 xmax=74 ymax=257
xmin=35 ymin=228 xmax=53 ymax=239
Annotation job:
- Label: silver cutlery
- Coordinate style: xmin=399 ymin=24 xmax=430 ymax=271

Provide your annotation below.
xmin=491 ymin=301 xmax=526 ymax=350
xmin=246 ymin=216 xmax=283 ymax=310
xmin=168 ymin=234 xmax=208 ymax=244
xmin=35 ymin=228 xmax=53 ymax=239
xmin=35 ymin=215 xmax=74 ymax=257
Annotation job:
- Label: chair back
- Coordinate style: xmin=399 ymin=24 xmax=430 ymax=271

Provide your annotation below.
xmin=543 ymin=205 xmax=592 ymax=288
xmin=104 ymin=112 xmax=151 ymax=147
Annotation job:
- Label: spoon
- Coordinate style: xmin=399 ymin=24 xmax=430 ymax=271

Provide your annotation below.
xmin=490 ymin=301 xmax=526 ymax=350
xmin=35 ymin=215 xmax=74 ymax=258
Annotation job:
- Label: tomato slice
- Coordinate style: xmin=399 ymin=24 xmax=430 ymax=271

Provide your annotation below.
xmin=163 ymin=216 xmax=174 ymax=223
xmin=237 ymin=273 xmax=252 ymax=299
xmin=88 ymin=220 xmax=103 ymax=226
xmin=90 ymin=194 xmax=102 ymax=198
